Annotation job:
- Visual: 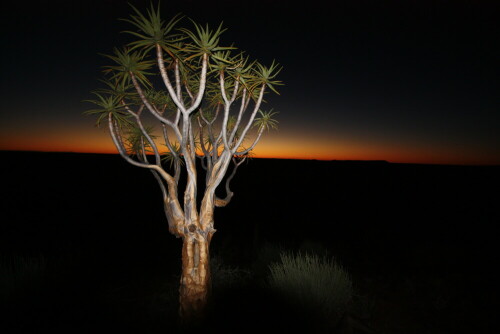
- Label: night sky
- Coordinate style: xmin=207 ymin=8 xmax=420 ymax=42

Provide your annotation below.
xmin=1 ymin=0 xmax=498 ymax=165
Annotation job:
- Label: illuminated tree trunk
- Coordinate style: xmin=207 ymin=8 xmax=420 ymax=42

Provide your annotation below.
xmin=179 ymin=228 xmax=213 ymax=320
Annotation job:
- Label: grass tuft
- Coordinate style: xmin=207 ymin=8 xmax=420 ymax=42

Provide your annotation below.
xmin=0 ymin=254 xmax=48 ymax=302
xmin=269 ymin=251 xmax=353 ymax=327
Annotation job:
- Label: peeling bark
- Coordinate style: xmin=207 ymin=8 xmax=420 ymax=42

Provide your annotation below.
xmin=179 ymin=231 xmax=213 ymax=321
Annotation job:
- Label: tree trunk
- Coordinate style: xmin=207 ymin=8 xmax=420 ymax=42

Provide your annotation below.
xmin=179 ymin=231 xmax=212 ymax=321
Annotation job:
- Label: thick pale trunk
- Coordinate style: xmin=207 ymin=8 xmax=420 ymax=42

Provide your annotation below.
xmin=179 ymin=232 xmax=212 ymax=320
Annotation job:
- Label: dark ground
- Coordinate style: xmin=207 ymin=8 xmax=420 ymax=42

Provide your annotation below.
xmin=0 ymin=151 xmax=498 ymax=333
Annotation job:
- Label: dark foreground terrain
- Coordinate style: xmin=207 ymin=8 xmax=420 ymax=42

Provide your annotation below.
xmin=1 ymin=151 xmax=498 ymax=333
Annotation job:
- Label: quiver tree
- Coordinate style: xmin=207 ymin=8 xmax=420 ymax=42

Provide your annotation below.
xmin=85 ymin=3 xmax=282 ymax=320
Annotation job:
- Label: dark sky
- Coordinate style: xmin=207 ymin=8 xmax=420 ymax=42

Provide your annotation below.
xmin=1 ymin=0 xmax=499 ymax=164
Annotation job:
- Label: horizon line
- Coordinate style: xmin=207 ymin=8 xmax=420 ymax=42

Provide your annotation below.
xmin=2 ymin=149 xmax=498 ymax=167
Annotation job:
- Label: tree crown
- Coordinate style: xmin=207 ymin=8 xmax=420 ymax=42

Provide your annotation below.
xmin=85 ymin=2 xmax=283 ymax=220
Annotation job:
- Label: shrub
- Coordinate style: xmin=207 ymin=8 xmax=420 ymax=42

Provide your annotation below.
xmin=268 ymin=251 xmax=353 ymax=328
xmin=0 ymin=254 xmax=48 ymax=302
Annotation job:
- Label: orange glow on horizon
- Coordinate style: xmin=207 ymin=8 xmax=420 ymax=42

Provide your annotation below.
xmin=1 ymin=124 xmax=498 ymax=166
xmin=2 ymin=144 xmax=498 ymax=165
xmin=2 ymin=142 xmax=498 ymax=166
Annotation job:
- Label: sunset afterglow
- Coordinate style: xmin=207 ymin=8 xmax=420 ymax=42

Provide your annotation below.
xmin=0 ymin=1 xmax=498 ymax=166
xmin=1 ymin=120 xmax=497 ymax=165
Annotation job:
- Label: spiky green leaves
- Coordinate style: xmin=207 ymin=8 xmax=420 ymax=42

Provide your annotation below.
xmin=102 ymin=48 xmax=155 ymax=87
xmin=122 ymin=3 xmax=183 ymax=54
xmin=125 ymin=125 xmax=156 ymax=157
xmin=250 ymin=60 xmax=283 ymax=95
xmin=179 ymin=21 xmax=234 ymax=61
xmin=144 ymin=88 xmax=175 ymax=113
xmin=213 ymin=57 xmax=283 ymax=101
xmin=253 ymin=109 xmax=279 ymax=131
xmin=84 ymin=93 xmax=132 ymax=127
xmin=209 ymin=50 xmax=236 ymax=74
xmin=230 ymin=54 xmax=255 ymax=81
xmin=162 ymin=143 xmax=184 ymax=167
xmin=97 ymin=78 xmax=137 ymax=102
xmin=86 ymin=3 xmax=283 ymax=163
xmin=198 ymin=108 xmax=218 ymax=123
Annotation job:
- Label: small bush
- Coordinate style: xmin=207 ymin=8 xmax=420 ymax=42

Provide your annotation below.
xmin=0 ymin=254 xmax=48 ymax=302
xmin=269 ymin=251 xmax=353 ymax=328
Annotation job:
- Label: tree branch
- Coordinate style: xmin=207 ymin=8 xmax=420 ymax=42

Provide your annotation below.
xmin=235 ymin=126 xmax=264 ymax=156
xmin=229 ymin=88 xmax=248 ymax=144
xmin=197 ymin=116 xmax=211 ymax=161
xmin=219 ymin=72 xmax=240 ymax=151
xmin=129 ymin=71 xmax=182 ymax=142
xmin=122 ymin=102 xmax=162 ymax=166
xmin=232 ymin=84 xmax=266 ymax=153
xmin=156 ymin=44 xmax=187 ymax=112
xmin=108 ymin=113 xmax=185 ymax=233
xmin=161 ymin=124 xmax=182 ymax=184
xmin=186 ymin=53 xmax=208 ymax=114
xmin=214 ymin=156 xmax=246 ymax=207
